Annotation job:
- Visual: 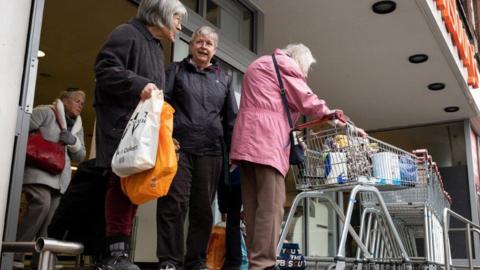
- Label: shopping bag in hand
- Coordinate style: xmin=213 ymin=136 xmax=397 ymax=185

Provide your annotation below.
xmin=112 ymin=89 xmax=164 ymax=177
xmin=206 ymin=223 xmax=226 ymax=270
xmin=121 ymin=103 xmax=177 ymax=205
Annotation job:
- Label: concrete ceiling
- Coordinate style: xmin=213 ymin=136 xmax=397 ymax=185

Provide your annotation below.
xmin=252 ymin=0 xmax=476 ymax=130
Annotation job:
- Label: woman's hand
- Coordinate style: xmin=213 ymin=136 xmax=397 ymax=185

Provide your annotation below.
xmin=140 ymin=83 xmax=157 ymax=101
xmin=356 ymin=127 xmax=367 ymax=138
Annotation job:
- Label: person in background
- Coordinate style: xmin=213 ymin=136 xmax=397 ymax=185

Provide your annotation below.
xmin=93 ymin=0 xmax=186 ymax=269
xmin=217 ymin=167 xmax=244 ymax=270
xmin=229 ymin=44 xmax=353 ymax=270
xmin=14 ymin=88 xmax=86 ymax=268
xmin=156 ymin=25 xmax=238 ymax=270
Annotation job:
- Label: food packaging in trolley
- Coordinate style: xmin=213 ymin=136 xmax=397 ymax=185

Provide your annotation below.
xmin=371 ymin=152 xmax=401 ymax=185
xmin=323 ymin=152 xmax=348 ymax=184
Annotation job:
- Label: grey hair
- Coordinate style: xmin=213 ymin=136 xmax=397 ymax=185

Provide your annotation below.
xmin=190 ymin=26 xmax=219 ymax=48
xmin=58 ymin=88 xmax=86 ymax=101
xmin=282 ymin=43 xmax=316 ymax=76
xmin=137 ymin=0 xmax=187 ymax=30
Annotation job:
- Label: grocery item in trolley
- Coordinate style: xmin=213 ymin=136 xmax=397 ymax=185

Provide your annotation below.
xmin=324 ymin=152 xmax=348 ymax=184
xmin=371 ymin=152 xmax=401 ymax=185
xmin=399 ymin=155 xmax=417 ymax=185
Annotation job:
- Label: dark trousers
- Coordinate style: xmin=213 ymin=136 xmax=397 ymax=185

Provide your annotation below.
xmin=156 ymin=152 xmax=222 ymax=269
xmin=105 ymin=172 xmax=138 ymax=237
xmin=218 ymin=178 xmax=242 ymax=267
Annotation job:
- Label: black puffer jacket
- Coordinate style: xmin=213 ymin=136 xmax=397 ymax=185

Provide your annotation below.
xmin=94 ymin=18 xmax=165 ymax=168
xmin=165 ymin=57 xmax=238 ymax=155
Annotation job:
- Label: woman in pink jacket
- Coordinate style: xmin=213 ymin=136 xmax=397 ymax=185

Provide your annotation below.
xmin=229 ymin=44 xmax=340 ymax=270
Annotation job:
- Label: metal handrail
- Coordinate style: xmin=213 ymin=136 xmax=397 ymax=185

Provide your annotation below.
xmin=1 ymin=238 xmax=83 ymax=270
xmin=443 ymin=208 xmax=480 ymax=270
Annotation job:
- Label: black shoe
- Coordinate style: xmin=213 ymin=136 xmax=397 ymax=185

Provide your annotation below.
xmin=100 ymin=253 xmax=140 ymax=270
xmin=265 ymin=265 xmax=280 ymax=270
xmin=158 ymin=262 xmax=176 ymax=270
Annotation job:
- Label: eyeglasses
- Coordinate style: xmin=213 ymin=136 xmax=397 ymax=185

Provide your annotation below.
xmin=193 ymin=39 xmax=215 ymax=48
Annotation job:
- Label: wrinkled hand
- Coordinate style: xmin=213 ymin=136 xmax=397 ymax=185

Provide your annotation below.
xmin=329 ymin=109 xmax=347 ymax=127
xmin=140 ymin=83 xmax=158 ymax=101
xmin=59 ymin=129 xmax=76 ymax=145
xmin=356 ymin=127 xmax=367 ymax=138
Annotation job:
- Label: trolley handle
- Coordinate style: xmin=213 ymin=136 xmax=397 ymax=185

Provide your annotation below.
xmin=295 ymin=110 xmax=348 ymax=130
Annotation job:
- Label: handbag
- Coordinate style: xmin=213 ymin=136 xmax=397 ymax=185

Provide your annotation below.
xmin=26 ymin=108 xmax=65 ymax=175
xmin=272 ymin=54 xmax=306 ymax=165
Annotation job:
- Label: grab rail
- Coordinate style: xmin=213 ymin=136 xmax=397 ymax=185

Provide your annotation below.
xmin=443 ymin=208 xmax=480 ymax=270
xmin=1 ymin=238 xmax=83 ymax=270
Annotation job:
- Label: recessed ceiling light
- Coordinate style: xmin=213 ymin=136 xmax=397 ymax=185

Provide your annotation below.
xmin=37 ymin=50 xmax=46 ymax=58
xmin=409 ymin=54 xmax=428 ymax=64
xmin=372 ymin=1 xmax=396 ymax=14
xmin=444 ymin=106 xmax=459 ymax=113
xmin=428 ymin=83 xmax=445 ymax=91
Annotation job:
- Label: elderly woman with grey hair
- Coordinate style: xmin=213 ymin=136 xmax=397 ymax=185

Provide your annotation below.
xmin=229 ymin=44 xmax=346 ymax=270
xmin=14 ymin=88 xmax=86 ymax=268
xmin=93 ymin=0 xmax=186 ymax=269
xmin=156 ymin=25 xmax=237 ymax=270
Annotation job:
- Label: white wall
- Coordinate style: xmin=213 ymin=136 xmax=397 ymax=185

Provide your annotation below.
xmin=0 ymin=0 xmax=32 ymax=252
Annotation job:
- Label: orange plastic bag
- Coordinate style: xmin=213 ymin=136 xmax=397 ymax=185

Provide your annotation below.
xmin=206 ymin=223 xmax=226 ymax=270
xmin=121 ymin=102 xmax=178 ymax=205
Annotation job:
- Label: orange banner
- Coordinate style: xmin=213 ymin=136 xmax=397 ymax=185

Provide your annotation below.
xmin=436 ymin=0 xmax=478 ymax=88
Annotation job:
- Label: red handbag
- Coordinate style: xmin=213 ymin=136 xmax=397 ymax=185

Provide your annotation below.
xmin=26 ymin=108 xmax=65 ymax=175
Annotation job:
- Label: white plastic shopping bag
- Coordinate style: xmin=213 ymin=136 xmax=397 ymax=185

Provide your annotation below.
xmin=112 ymin=89 xmax=164 ymax=177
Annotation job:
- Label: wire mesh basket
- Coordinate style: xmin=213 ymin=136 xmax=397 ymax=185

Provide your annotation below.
xmin=361 ymin=149 xmax=451 ymax=222
xmin=291 ymin=122 xmax=419 ymax=191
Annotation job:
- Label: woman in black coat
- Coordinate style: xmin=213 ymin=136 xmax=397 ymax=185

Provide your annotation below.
xmin=93 ymin=1 xmax=186 ymax=269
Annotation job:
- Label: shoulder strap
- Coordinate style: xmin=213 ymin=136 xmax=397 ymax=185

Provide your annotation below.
xmin=50 ymin=107 xmax=63 ymax=130
xmin=272 ymin=54 xmax=294 ymax=129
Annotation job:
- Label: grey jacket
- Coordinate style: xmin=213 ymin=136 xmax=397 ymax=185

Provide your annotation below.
xmin=23 ymin=103 xmax=86 ymax=194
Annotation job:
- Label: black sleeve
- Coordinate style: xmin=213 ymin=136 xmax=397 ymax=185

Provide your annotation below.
xmin=164 ymin=62 xmax=179 ymax=103
xmin=222 ymin=75 xmax=238 ymax=151
xmin=94 ymin=26 xmax=151 ymax=99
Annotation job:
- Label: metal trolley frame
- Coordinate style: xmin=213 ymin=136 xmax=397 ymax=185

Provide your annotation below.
xmin=276 ymin=114 xmax=421 ymax=270
xmin=360 ymin=149 xmax=451 ymax=269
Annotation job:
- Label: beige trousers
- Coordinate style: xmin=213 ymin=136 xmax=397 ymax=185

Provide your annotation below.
xmin=240 ymin=162 xmax=286 ymax=270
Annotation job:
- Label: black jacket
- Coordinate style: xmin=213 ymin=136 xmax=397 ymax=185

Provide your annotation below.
xmin=94 ymin=18 xmax=166 ymax=168
xmin=165 ymin=57 xmax=238 ymax=155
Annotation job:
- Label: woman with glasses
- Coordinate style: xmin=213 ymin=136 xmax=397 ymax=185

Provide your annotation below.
xmin=156 ymin=25 xmax=238 ymax=270
xmin=93 ymin=0 xmax=186 ymax=269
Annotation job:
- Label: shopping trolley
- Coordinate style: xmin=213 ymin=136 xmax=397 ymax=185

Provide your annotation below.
xmin=277 ymin=113 xmax=419 ymax=270
xmin=359 ymin=149 xmax=452 ymax=269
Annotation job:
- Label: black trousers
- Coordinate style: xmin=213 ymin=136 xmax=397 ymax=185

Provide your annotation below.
xmin=222 ymin=182 xmax=242 ymax=268
xmin=156 ymin=152 xmax=222 ymax=270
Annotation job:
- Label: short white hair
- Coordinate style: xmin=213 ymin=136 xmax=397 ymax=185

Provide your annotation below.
xmin=190 ymin=26 xmax=219 ymax=48
xmin=282 ymin=43 xmax=316 ymax=76
xmin=137 ymin=0 xmax=187 ymax=30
